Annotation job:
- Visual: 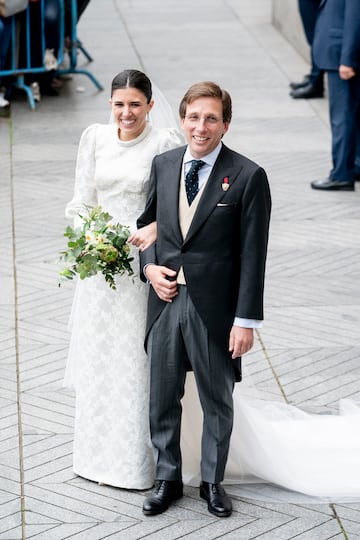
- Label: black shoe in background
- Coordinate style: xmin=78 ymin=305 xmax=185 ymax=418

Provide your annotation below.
xmin=289 ymin=74 xmax=311 ymax=90
xmin=311 ymin=178 xmax=354 ymax=191
xmin=290 ymin=83 xmax=324 ymax=99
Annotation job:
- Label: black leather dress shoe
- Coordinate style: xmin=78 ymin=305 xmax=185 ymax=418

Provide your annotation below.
xmin=289 ymin=74 xmax=311 ymax=90
xmin=290 ymin=83 xmax=324 ymax=99
xmin=311 ymin=178 xmax=354 ymax=191
xmin=200 ymin=481 xmax=232 ymax=518
xmin=142 ymin=479 xmax=183 ymax=515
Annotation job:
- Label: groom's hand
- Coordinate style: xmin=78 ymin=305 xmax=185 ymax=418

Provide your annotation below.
xmin=229 ymin=327 xmax=254 ymax=359
xmin=145 ymin=265 xmax=178 ymax=302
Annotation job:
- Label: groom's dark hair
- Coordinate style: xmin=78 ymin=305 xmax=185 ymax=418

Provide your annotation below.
xmin=179 ymin=81 xmax=232 ymax=123
xmin=111 ymin=69 xmax=152 ymax=103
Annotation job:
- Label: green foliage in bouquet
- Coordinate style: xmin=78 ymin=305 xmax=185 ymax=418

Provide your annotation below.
xmin=59 ymin=206 xmax=134 ymax=290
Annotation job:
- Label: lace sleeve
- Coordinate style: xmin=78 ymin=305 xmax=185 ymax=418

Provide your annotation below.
xmin=65 ymin=124 xmax=98 ymax=224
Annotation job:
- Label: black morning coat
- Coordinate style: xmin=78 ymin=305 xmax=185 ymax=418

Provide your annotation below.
xmin=138 ymin=144 xmax=271 ymax=382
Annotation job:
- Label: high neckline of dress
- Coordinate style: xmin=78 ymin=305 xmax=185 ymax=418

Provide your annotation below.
xmin=115 ymin=122 xmax=152 ymax=147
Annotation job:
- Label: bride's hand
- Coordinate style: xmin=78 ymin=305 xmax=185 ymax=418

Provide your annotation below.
xmin=128 ymin=222 xmax=157 ymax=251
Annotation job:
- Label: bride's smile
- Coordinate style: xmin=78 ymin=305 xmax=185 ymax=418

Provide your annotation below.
xmin=109 ymin=87 xmax=154 ymax=141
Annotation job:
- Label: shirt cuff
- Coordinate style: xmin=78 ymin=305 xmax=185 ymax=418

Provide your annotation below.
xmin=143 ymin=263 xmax=153 ymax=284
xmin=233 ymin=317 xmax=263 ymax=328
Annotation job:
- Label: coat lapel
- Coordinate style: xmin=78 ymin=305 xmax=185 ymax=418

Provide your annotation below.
xmin=162 ymin=148 xmax=185 ymax=244
xmin=184 ymin=145 xmax=242 ymax=245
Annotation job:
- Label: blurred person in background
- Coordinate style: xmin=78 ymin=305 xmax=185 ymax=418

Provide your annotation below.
xmin=310 ymin=0 xmax=360 ymax=191
xmin=290 ymin=0 xmax=324 ymax=99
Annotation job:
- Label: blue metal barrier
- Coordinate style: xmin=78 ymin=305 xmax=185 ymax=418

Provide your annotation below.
xmin=0 ymin=0 xmax=102 ymax=109
xmin=55 ymin=0 xmax=103 ymax=91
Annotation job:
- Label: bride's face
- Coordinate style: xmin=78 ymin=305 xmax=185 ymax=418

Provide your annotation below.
xmin=110 ymin=87 xmax=154 ymax=141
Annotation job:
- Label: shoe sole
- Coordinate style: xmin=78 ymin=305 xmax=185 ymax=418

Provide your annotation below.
xmin=143 ymin=507 xmax=168 ymax=516
xmin=311 ymin=185 xmax=354 ymax=191
xmin=290 ymin=94 xmax=324 ymax=99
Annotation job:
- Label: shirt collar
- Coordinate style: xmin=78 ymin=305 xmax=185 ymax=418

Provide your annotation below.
xmin=184 ymin=142 xmax=222 ymax=167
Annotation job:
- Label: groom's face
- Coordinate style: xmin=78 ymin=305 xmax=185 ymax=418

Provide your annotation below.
xmin=181 ymin=97 xmax=229 ymax=159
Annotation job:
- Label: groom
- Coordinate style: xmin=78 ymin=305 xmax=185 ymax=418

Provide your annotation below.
xmin=138 ymin=81 xmax=271 ymax=517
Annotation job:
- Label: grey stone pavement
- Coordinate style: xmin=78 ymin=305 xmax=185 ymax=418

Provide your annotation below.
xmin=1 ymin=0 xmax=360 ymax=538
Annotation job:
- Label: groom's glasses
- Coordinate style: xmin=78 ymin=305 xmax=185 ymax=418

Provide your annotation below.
xmin=184 ymin=114 xmax=222 ymax=125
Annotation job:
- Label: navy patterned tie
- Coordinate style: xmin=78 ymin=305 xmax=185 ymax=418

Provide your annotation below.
xmin=185 ymin=160 xmax=205 ymax=205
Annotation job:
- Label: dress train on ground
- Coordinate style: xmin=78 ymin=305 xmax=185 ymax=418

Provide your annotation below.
xmin=181 ymin=373 xmax=360 ymax=500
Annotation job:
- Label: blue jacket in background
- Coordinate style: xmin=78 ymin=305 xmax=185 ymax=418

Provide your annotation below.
xmin=313 ymin=0 xmax=360 ymax=70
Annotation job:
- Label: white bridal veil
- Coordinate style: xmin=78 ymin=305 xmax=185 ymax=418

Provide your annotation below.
xmin=182 ymin=372 xmax=360 ymax=502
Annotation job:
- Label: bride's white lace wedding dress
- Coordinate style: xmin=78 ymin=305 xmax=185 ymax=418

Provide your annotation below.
xmin=64 ymin=122 xmax=182 ymax=489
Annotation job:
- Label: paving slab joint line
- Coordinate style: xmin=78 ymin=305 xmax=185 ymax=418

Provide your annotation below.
xmin=256 ymin=333 xmax=351 ymax=533
xmin=9 ymin=114 xmax=26 ymax=540
xmin=255 ymin=329 xmax=289 ymax=404
xmin=330 ymin=503 xmax=349 ymax=539
xmin=113 ymin=0 xmax=145 ymax=71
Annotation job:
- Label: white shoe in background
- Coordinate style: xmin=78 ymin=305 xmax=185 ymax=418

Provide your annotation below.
xmin=0 ymin=92 xmax=10 ymax=108
xmin=30 ymin=82 xmax=41 ymax=103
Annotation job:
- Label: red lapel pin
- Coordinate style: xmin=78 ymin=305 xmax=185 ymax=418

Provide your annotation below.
xmin=222 ymin=177 xmax=229 ymax=191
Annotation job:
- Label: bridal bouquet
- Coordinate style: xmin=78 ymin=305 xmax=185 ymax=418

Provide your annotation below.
xmin=59 ymin=206 xmax=134 ymax=290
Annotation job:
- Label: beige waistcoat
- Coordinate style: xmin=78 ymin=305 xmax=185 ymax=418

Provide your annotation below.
xmin=177 ymin=164 xmax=206 ymax=285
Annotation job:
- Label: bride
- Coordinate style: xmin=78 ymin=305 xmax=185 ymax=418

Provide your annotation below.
xmin=64 ymin=69 xmax=183 ymax=489
xmin=64 ymin=69 xmax=360 ymax=500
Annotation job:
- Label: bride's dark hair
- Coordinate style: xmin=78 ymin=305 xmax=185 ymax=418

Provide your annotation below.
xmin=111 ymin=69 xmax=152 ymax=103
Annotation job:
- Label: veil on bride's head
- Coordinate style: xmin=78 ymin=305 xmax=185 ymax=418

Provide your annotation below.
xmin=109 ymin=69 xmax=179 ymax=130
xmin=148 ymin=82 xmax=179 ymax=129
